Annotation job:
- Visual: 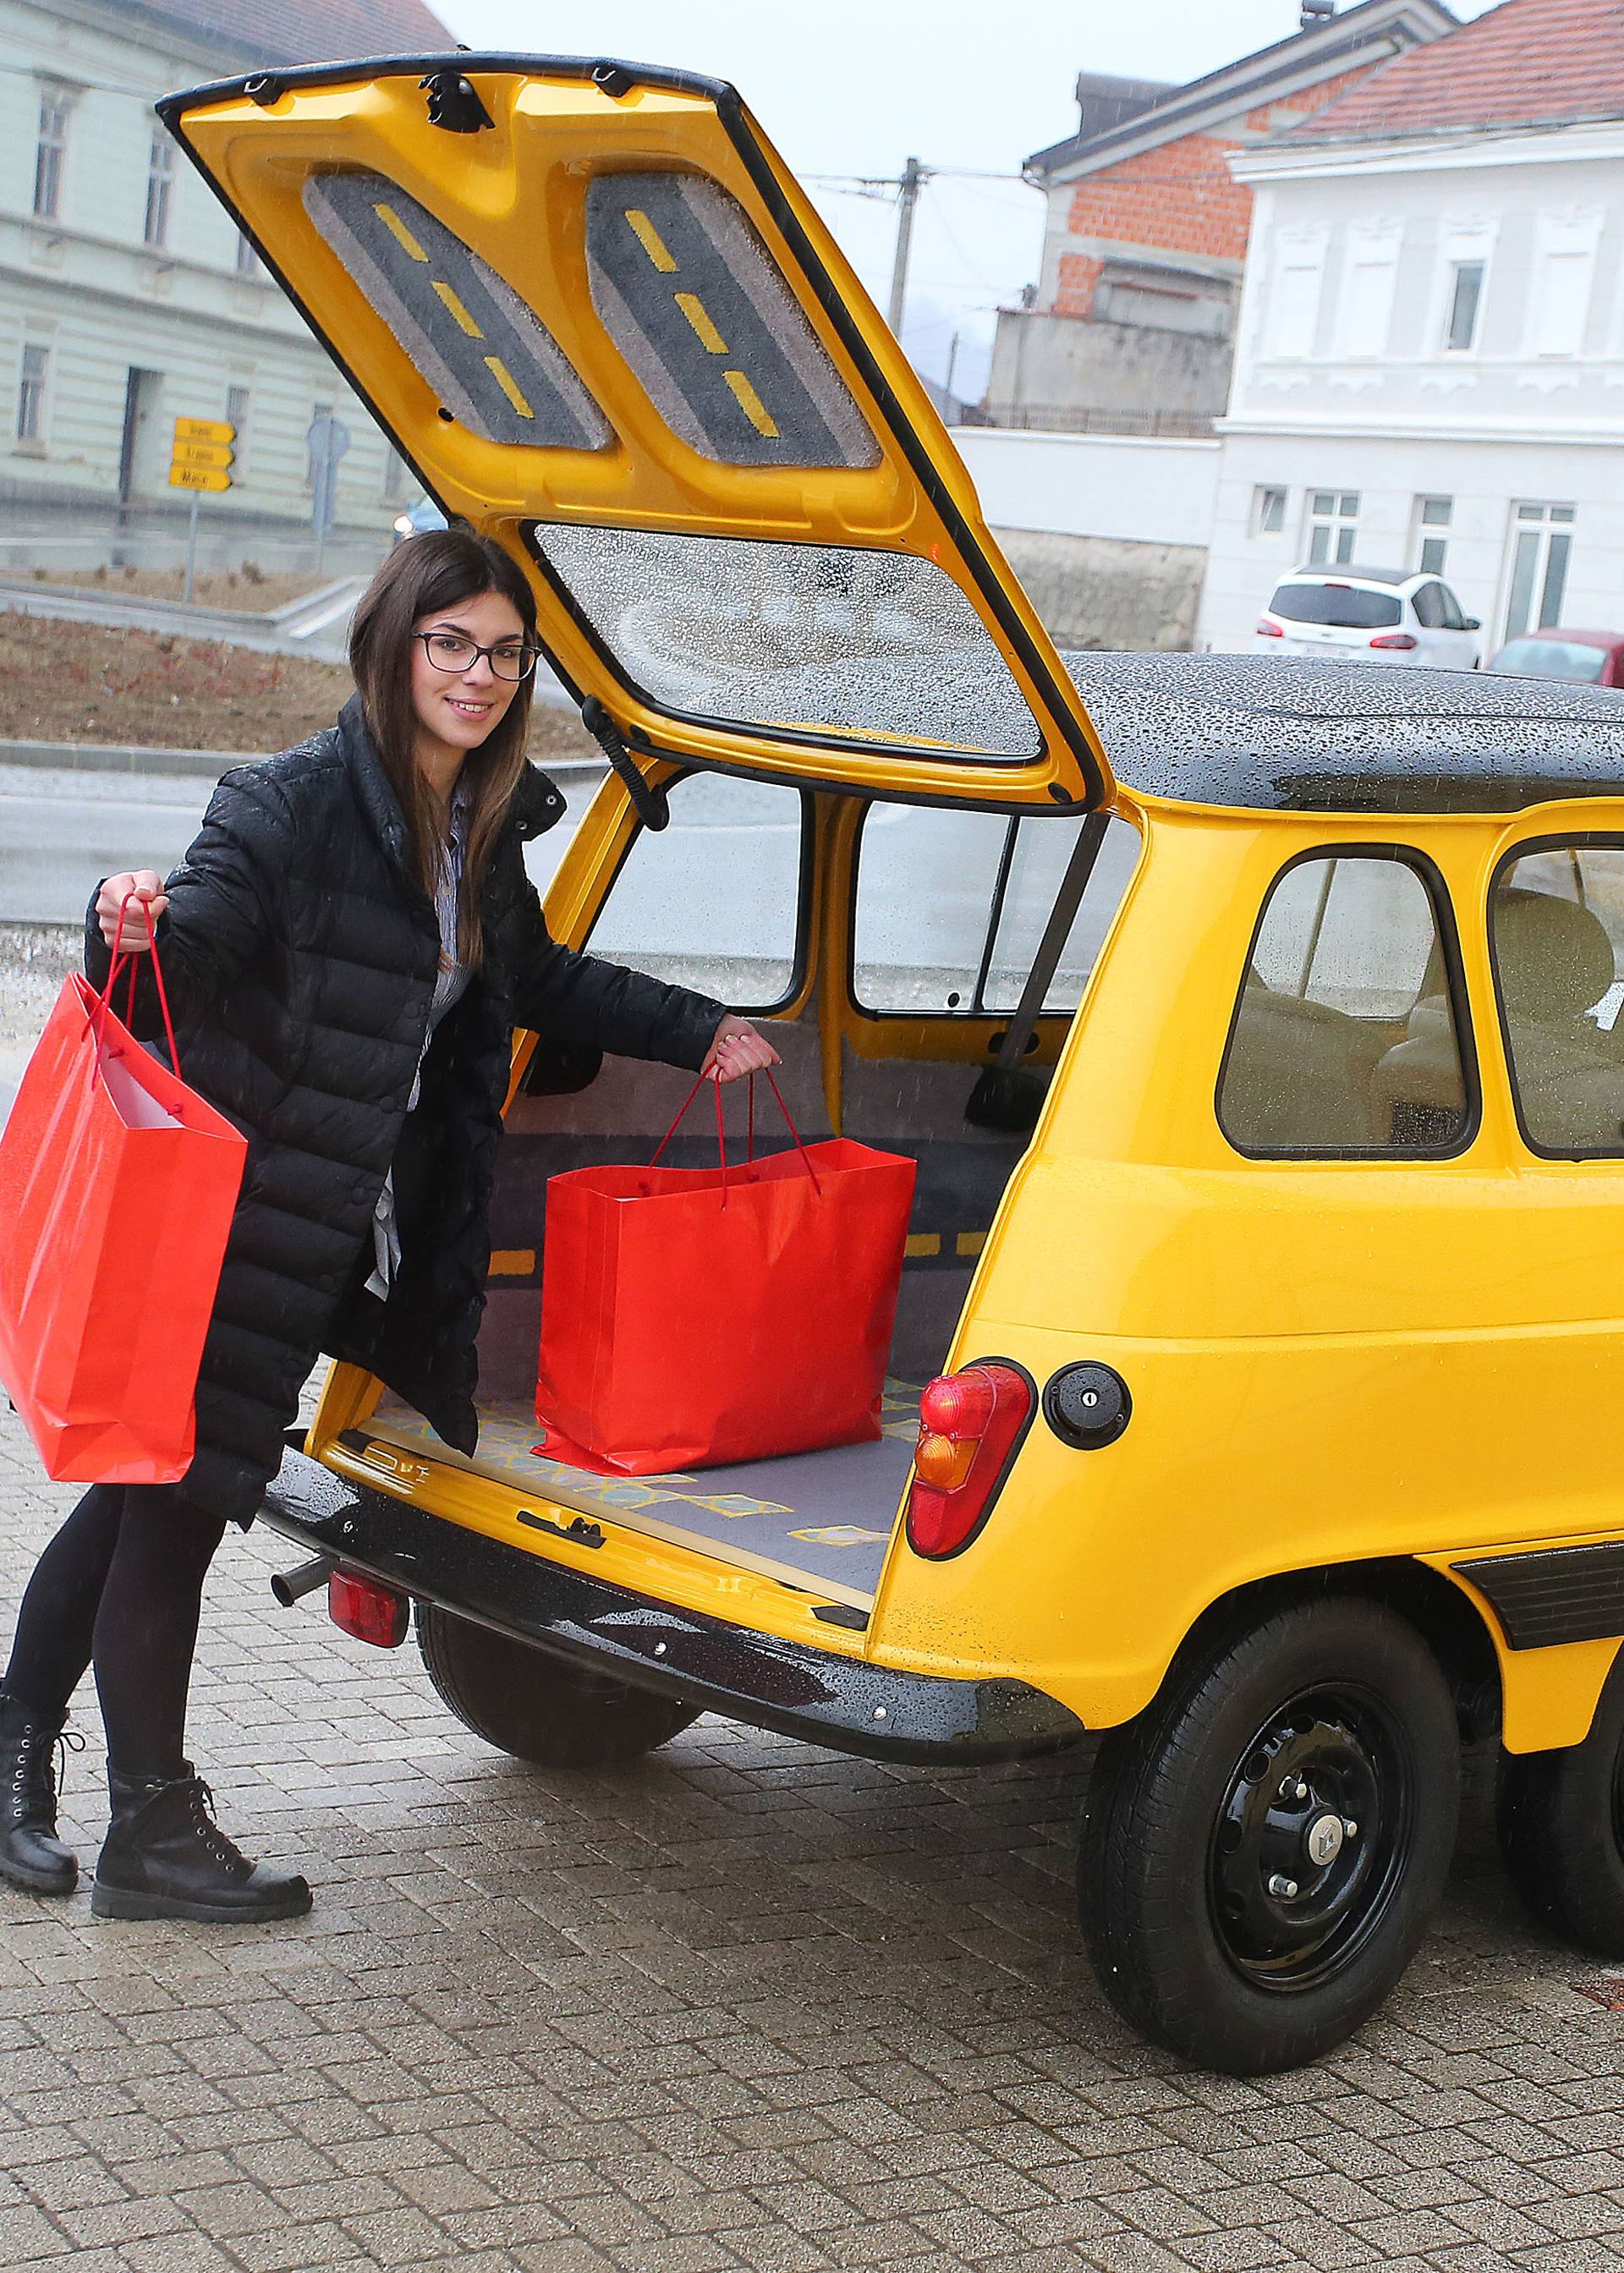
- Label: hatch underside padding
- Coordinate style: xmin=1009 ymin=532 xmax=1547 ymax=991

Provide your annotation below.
xmin=304 ymin=170 xmax=611 ymax=451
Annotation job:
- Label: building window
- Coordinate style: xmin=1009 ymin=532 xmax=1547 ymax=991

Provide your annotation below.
xmin=1503 ymin=502 xmax=1575 ymax=641
xmin=16 ymin=342 xmax=48 ymax=444
xmin=1444 ymin=260 xmax=1485 ymax=351
xmin=1337 ymin=224 xmax=1402 ymax=359
xmin=1253 ymin=486 xmax=1287 ymax=536
xmin=1414 ymin=495 xmax=1452 ymax=575
xmin=1529 ymin=216 xmax=1600 ymax=357
xmin=381 ymin=446 xmax=412 ymax=506
xmin=144 ymin=135 xmax=174 ymax=249
xmin=33 ymin=89 xmax=69 ymax=221
xmin=1306 ymin=490 xmax=1360 ymax=567
xmin=234 ymin=230 xmax=261 ymax=277
xmin=225 ymin=384 xmax=249 ymax=479
xmin=1268 ymin=234 xmax=1327 ymax=358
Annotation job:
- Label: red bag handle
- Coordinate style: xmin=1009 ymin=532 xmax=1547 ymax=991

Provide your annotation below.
xmin=650 ymin=1073 xmax=731 ymax=1205
xmin=649 ymin=1068 xmax=821 ymax=1200
xmin=94 ymin=888 xmax=181 ymax=1080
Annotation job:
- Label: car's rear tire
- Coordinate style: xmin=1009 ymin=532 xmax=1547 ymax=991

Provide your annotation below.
xmin=416 ymin=1604 xmax=700 ymax=1767
xmin=1498 ymin=1651 xmax=1624 ymax=1956
xmin=1078 ymin=1596 xmax=1460 ymax=2074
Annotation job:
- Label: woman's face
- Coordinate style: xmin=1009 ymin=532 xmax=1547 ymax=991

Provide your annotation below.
xmin=409 ymin=586 xmax=529 ymax=762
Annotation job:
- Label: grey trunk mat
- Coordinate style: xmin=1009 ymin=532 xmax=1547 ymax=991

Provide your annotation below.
xmin=367 ymin=1386 xmax=924 ymax=1607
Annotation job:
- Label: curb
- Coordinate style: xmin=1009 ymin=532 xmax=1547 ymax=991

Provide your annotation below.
xmin=0 ymin=736 xmax=610 ymax=783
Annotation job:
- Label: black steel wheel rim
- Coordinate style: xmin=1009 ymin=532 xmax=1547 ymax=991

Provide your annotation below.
xmin=1206 ymin=1683 xmax=1414 ymax=1993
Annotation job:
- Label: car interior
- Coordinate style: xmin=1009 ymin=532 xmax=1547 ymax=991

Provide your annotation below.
xmin=359 ymin=783 xmax=1138 ymax=1607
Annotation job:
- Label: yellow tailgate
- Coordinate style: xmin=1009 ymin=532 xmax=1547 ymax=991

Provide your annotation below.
xmin=160 ymin=53 xmax=1112 ymax=811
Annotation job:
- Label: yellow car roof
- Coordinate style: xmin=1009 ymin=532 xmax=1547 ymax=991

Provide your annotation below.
xmin=160 ymin=52 xmax=1113 ymax=813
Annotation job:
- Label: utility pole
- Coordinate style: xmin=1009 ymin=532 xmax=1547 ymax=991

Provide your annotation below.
xmin=887 ymin=156 xmax=926 ymax=339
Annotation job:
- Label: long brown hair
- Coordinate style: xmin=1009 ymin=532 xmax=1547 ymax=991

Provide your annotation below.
xmin=348 ymin=529 xmax=540 ymax=968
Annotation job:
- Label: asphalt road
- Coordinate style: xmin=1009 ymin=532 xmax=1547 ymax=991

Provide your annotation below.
xmin=0 ymin=761 xmax=590 ymax=927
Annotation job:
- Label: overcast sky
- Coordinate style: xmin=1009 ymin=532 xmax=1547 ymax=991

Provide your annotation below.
xmin=438 ymin=1 xmax=1501 ymax=398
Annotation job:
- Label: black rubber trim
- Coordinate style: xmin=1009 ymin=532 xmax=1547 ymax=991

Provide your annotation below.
xmin=155 ymin=53 xmax=738 ymax=132
xmin=1454 ymin=1543 xmax=1624 ymax=1650
xmin=1213 ymin=840 xmax=1481 ymax=1162
xmin=260 ymin=1446 xmax=1086 ymax=1764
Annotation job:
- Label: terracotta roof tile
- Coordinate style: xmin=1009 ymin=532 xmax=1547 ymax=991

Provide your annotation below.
xmin=1289 ymin=0 xmax=1624 ymax=138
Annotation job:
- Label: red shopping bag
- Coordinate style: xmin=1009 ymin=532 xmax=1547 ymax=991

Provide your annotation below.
xmin=535 ymin=1073 xmax=916 ymax=1475
xmin=0 ymin=902 xmax=246 ymax=1483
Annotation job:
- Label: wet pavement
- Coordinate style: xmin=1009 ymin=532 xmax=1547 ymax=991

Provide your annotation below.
xmin=4 ymin=1397 xmax=1624 ymax=2272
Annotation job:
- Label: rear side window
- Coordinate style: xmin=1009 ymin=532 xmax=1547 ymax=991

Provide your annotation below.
xmin=1495 ymin=637 xmax=1607 ymax=683
xmin=853 ymin=806 xmax=1138 ymax=1015
xmin=1220 ymin=852 xmax=1473 ymax=1155
xmin=1412 ymin=583 xmax=1446 ymax=629
xmin=1491 ymin=842 xmax=1624 ymax=1156
xmin=1270 ymin=582 xmax=1401 ymax=629
xmin=586 ymin=771 xmax=807 ymax=1012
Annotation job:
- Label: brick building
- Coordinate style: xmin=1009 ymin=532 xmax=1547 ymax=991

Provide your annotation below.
xmin=983 ymin=0 xmax=1454 ymax=433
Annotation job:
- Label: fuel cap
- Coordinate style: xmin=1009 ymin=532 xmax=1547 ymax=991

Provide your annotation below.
xmin=1043 ymin=1362 xmax=1131 ymax=1451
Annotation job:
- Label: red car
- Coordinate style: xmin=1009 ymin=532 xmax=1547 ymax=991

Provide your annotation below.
xmin=1488 ymin=629 xmax=1624 ymax=687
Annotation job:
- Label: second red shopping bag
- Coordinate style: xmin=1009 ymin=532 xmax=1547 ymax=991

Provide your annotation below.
xmin=535 ymin=1073 xmax=916 ymax=1475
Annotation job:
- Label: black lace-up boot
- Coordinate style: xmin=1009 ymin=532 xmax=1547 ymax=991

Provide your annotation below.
xmin=91 ymin=1766 xmax=311 ymax=1923
xmin=0 ymin=1693 xmax=80 ymax=1896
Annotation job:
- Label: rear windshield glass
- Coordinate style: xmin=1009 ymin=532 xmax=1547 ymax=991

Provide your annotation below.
xmin=1269 ymin=583 xmax=1402 ymax=630
xmin=1494 ymin=638 xmax=1608 ymax=684
xmin=529 ymin=523 xmax=1043 ymax=760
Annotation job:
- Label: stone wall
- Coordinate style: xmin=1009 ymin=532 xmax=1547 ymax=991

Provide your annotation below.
xmin=992 ymin=525 xmax=1207 ymax=653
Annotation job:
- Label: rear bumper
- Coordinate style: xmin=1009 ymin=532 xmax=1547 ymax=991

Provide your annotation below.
xmin=261 ymin=1447 xmax=1088 ymax=1766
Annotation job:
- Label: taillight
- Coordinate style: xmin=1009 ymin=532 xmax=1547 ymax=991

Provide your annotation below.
xmin=905 ymin=1362 xmax=1034 ymax=1559
xmin=1256 ymin=618 xmax=1284 ymax=637
xmin=1369 ymin=632 xmax=1418 ymax=650
xmin=328 ymin=1571 xmax=409 ymax=1649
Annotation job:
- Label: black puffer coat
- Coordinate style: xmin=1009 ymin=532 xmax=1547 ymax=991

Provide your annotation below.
xmin=85 ymin=695 xmax=722 ymax=1527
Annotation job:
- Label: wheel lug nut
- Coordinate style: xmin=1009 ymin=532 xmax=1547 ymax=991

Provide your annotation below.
xmin=1344 ymin=1819 xmax=1358 ymax=1838
xmin=1268 ymin=1874 xmax=1299 ymax=1899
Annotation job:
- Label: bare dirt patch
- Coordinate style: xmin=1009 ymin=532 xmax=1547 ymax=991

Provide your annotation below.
xmin=20 ymin=563 xmax=321 ymax=612
xmin=0 ymin=612 xmax=598 ymax=766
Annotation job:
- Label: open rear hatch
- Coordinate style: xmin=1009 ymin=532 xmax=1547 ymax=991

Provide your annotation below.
xmin=160 ymin=52 xmax=1112 ymax=810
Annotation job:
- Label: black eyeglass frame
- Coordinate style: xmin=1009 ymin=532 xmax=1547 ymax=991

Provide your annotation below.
xmin=412 ymin=629 xmax=541 ymax=682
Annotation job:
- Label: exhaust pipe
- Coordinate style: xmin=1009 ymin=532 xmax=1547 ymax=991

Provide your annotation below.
xmin=271 ymin=1556 xmax=334 ymax=1608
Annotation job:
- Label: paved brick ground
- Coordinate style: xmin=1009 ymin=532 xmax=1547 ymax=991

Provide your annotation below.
xmin=5 ymin=1401 xmax=1624 ymax=2273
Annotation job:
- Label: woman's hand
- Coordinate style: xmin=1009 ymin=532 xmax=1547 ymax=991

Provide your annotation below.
xmin=96 ymin=871 xmax=168 ymax=953
xmin=702 ymin=1014 xmax=781 ymax=1085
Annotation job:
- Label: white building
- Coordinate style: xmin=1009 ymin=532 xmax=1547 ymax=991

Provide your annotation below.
xmin=1 ymin=0 xmax=449 ymax=557
xmin=1195 ymin=0 xmax=1624 ymax=656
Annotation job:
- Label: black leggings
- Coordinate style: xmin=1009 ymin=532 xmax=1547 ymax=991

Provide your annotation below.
xmin=3 ymin=1485 xmax=228 ymax=1778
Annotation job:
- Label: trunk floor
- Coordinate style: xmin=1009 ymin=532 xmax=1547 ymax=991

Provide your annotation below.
xmin=366 ymin=1386 xmax=924 ymax=1608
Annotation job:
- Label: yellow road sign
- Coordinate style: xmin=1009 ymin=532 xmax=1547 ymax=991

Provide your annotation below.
xmin=173 ymin=416 xmax=234 ymax=445
xmin=170 ymin=438 xmax=234 ymax=472
xmin=168 ymin=463 xmax=232 ymax=493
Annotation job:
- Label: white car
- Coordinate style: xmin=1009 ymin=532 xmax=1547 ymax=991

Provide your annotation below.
xmin=1256 ymin=567 xmax=1481 ymax=668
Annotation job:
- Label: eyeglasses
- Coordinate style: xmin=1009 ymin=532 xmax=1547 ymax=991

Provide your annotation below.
xmin=414 ymin=630 xmax=540 ymax=682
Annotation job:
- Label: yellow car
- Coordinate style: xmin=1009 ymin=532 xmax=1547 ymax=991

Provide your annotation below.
xmin=167 ymin=52 xmax=1624 ymax=2075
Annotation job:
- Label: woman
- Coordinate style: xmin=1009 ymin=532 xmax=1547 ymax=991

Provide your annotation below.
xmin=0 ymin=530 xmax=777 ymax=1924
